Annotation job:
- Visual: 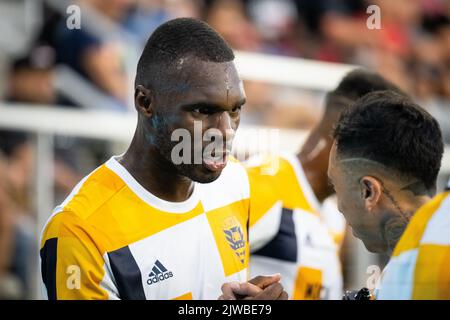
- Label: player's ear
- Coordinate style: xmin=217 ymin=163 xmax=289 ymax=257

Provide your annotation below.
xmin=135 ymin=85 xmax=153 ymax=117
xmin=359 ymin=176 xmax=382 ymax=213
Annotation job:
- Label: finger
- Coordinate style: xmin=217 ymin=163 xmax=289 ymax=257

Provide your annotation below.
xmin=248 ymin=273 xmax=281 ymax=289
xmin=220 ymin=282 xmax=240 ymax=300
xmin=255 ymin=283 xmax=284 ymax=300
xmin=218 ymin=294 xmax=236 ymax=300
xmin=232 ymin=282 xmax=263 ymax=297
xmin=279 ymin=291 xmax=289 ymax=300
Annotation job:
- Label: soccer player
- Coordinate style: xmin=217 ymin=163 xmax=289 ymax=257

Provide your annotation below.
xmin=40 ymin=18 xmax=286 ymax=300
xmin=245 ymin=70 xmax=403 ymax=299
xmin=328 ymin=90 xmax=448 ymax=299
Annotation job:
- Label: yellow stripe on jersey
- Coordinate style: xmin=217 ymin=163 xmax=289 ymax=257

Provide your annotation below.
xmin=413 ymin=244 xmax=450 ymax=299
xmin=42 ymin=164 xmax=205 ymax=253
xmin=173 ymin=292 xmax=193 ymax=300
xmin=377 ymin=191 xmax=450 ymax=300
xmin=393 ymin=191 xmax=450 ymax=257
xmin=40 ymin=157 xmax=250 ymax=300
xmin=247 ymin=155 xmax=316 ymax=227
xmin=42 ymin=211 xmax=109 ymax=299
xmin=293 ymin=267 xmax=323 ymax=300
xmin=330 ymin=232 xmax=345 ymax=249
xmin=81 ymin=187 xmax=204 ymax=253
xmin=206 ymin=199 xmax=250 ymax=277
xmin=246 ymin=154 xmax=343 ymax=300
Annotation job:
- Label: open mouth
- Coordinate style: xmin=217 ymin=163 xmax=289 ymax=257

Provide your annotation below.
xmin=202 ymin=152 xmax=229 ymax=172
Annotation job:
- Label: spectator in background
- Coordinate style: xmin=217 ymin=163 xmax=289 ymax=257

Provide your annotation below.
xmin=7 ymin=2 xmax=61 ymax=105
xmin=125 ymin=0 xmax=203 ymax=45
xmin=53 ymin=0 xmax=135 ymax=107
xmin=305 ymin=0 xmax=414 ymax=90
xmin=311 ymin=0 xmax=450 ymax=101
xmin=0 ymin=129 xmax=81 ymax=299
xmin=5 ymin=1 xmax=88 ymax=200
xmin=206 ymin=0 xmax=261 ymax=51
xmin=414 ymin=11 xmax=450 ymax=100
xmin=0 ymin=131 xmax=35 ymax=299
xmin=246 ymin=0 xmax=305 ymax=56
xmin=0 ymin=156 xmax=17 ymax=299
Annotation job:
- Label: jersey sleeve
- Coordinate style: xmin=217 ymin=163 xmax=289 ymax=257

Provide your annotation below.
xmin=376 ymin=191 xmax=450 ymax=300
xmin=40 ymin=211 xmax=119 ymax=300
xmin=410 ymin=192 xmax=450 ymax=299
xmin=411 ymin=243 xmax=450 ymax=299
xmin=245 ymin=155 xmax=299 ymax=251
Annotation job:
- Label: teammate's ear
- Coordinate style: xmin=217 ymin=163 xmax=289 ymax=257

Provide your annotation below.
xmin=135 ymin=85 xmax=153 ymax=117
xmin=359 ymin=176 xmax=382 ymax=213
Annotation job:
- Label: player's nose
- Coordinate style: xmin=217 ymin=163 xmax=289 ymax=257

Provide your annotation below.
xmin=217 ymin=111 xmax=235 ymax=140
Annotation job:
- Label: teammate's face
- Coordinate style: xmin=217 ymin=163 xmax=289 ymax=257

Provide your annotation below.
xmin=147 ymin=59 xmax=246 ymax=183
xmin=328 ymin=143 xmax=387 ymax=253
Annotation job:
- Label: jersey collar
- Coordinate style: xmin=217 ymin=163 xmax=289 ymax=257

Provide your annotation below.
xmin=105 ymin=156 xmax=201 ymax=214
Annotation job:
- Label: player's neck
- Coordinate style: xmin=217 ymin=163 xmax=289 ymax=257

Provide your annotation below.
xmin=118 ymin=131 xmax=195 ymax=203
xmin=382 ymin=195 xmax=430 ymax=256
xmin=297 ymin=134 xmax=332 ymax=203
xmin=382 ymin=214 xmax=410 ymax=256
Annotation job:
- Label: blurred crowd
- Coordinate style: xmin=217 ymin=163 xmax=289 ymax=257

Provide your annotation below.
xmin=4 ymin=0 xmax=450 ymax=122
xmin=0 ymin=0 xmax=449 ymax=299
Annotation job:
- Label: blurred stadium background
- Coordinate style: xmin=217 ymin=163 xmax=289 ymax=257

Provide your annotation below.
xmin=0 ymin=0 xmax=449 ymax=299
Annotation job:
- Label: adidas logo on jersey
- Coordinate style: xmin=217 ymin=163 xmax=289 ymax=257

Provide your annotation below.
xmin=147 ymin=260 xmax=173 ymax=285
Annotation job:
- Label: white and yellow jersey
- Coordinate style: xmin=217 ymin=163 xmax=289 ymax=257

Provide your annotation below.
xmin=40 ymin=156 xmax=250 ymax=300
xmin=376 ymin=188 xmax=450 ymax=300
xmin=245 ymin=154 xmax=345 ymax=300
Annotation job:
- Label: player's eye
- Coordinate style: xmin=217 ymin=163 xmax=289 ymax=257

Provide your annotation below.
xmin=192 ymin=106 xmax=214 ymax=115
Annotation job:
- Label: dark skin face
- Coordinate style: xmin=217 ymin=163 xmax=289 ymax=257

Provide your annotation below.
xmin=297 ymin=93 xmax=374 ymax=206
xmin=296 ymin=95 xmax=355 ymax=204
xmin=119 ymin=58 xmax=246 ymax=202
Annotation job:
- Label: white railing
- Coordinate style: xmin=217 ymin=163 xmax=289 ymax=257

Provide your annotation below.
xmin=235 ymin=51 xmax=356 ymax=91
xmin=1 ymin=103 xmax=447 ymax=216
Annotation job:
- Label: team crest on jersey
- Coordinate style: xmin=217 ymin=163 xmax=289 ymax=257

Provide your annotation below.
xmin=223 ymin=216 xmax=246 ymax=264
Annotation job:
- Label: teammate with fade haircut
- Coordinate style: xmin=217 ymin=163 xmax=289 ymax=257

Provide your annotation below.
xmin=243 ymin=70 xmax=404 ymax=300
xmin=328 ymin=91 xmax=448 ymax=299
xmin=40 ymin=18 xmax=287 ymax=300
